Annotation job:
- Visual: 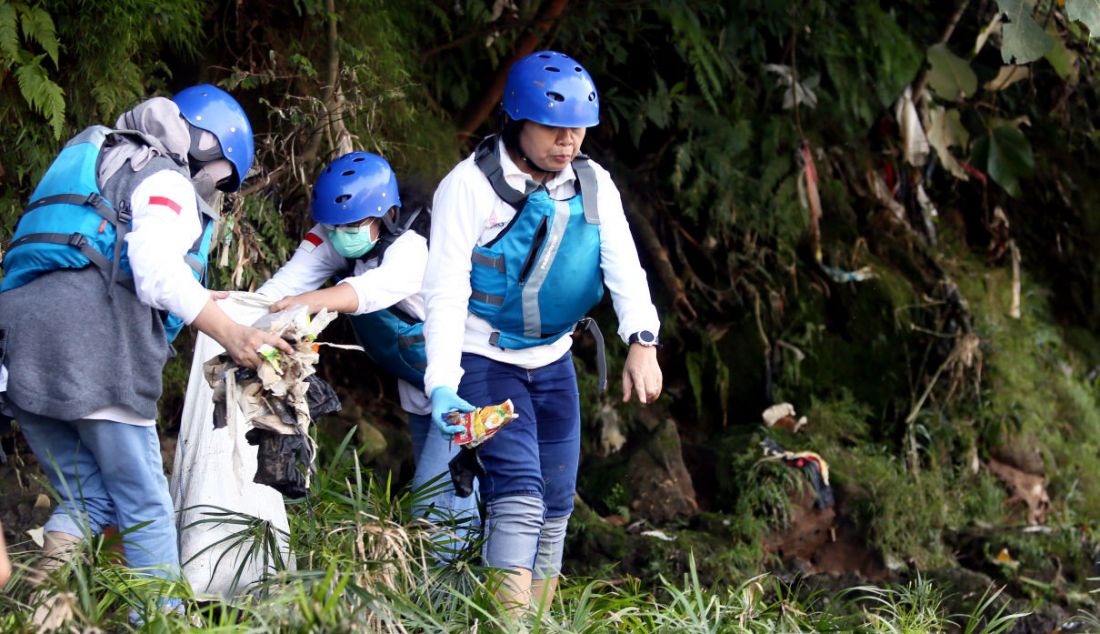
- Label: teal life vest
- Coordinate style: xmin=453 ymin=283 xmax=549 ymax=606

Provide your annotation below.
xmin=1 ymin=125 xmax=214 ymax=342
xmin=468 ymin=135 xmax=608 ymax=389
xmin=345 ymin=205 xmax=430 ymax=389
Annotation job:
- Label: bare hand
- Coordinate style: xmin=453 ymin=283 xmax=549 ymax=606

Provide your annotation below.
xmin=221 ymin=323 xmax=295 ymax=369
xmin=191 ymin=297 xmax=295 ymax=369
xmin=270 ymin=285 xmax=357 ymax=315
xmin=623 ymin=344 xmax=662 ymax=405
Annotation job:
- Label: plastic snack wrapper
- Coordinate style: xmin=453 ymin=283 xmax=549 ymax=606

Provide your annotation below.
xmin=449 ymin=400 xmax=519 ymax=448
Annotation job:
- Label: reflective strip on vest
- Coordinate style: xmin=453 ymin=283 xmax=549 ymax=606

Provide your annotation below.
xmin=471 ymin=290 xmax=504 ymax=306
xmin=521 ymin=198 xmax=572 ymax=338
xmin=471 ymin=251 xmax=505 ymax=272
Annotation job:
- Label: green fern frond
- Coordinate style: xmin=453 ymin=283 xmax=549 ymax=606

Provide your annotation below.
xmin=0 ymin=2 xmax=19 ymax=63
xmin=14 ymin=55 xmax=64 ymax=138
xmin=18 ymin=3 xmax=57 ymax=66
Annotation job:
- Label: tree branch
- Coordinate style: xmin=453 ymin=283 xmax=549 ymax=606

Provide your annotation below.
xmin=301 ymin=0 xmax=340 ymax=166
xmin=455 ymin=0 xmax=569 ymax=141
xmin=619 ymin=189 xmax=698 ymax=320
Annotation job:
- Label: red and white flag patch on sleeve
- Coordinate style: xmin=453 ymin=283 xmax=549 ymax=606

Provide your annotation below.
xmin=148 ymin=196 xmax=182 ymax=214
xmin=300 ymin=231 xmax=324 ymax=253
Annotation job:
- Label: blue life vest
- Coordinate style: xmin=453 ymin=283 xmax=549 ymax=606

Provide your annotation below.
xmin=1 ymin=125 xmax=213 ymax=342
xmin=344 ymin=206 xmax=430 ymax=389
xmin=468 ymin=136 xmax=604 ymax=350
xmin=348 ymin=305 xmax=426 ymax=388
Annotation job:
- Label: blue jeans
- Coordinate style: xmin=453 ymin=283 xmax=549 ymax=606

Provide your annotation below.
xmin=456 ymin=352 xmax=580 ymax=578
xmin=15 ymin=405 xmax=180 ymax=582
xmin=408 ymin=412 xmax=479 ymax=553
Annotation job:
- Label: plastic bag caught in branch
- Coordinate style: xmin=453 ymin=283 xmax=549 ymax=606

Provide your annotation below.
xmin=895 ymin=87 xmax=930 ymax=167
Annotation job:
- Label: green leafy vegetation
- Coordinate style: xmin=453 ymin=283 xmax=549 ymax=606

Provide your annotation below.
xmin=3 ymin=0 xmax=1100 ymax=630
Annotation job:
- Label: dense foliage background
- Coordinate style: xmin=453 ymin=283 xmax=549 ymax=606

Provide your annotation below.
xmin=2 ymin=0 xmax=1100 ymax=630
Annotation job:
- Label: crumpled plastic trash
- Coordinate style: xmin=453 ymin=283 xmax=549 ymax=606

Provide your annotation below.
xmin=204 ymin=305 xmax=361 ymax=498
xmin=759 ymin=437 xmax=834 ymax=509
xmin=446 ymin=400 xmax=519 ymax=498
xmin=761 ymin=402 xmax=807 ymax=433
xmin=449 ymin=399 xmax=518 ymax=447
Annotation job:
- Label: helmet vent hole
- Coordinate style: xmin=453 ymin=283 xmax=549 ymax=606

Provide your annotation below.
xmin=544 ymin=66 xmax=560 ymax=72
xmin=538 ymin=53 xmax=551 ymax=58
xmin=352 ymin=156 xmax=365 ymax=162
xmin=575 ymin=66 xmax=582 ymax=72
xmin=341 ymin=170 xmax=355 ymax=176
xmin=547 ymin=91 xmax=565 ymax=102
xmin=335 ymin=194 xmax=351 ymax=203
xmin=588 ymin=92 xmax=596 ymax=101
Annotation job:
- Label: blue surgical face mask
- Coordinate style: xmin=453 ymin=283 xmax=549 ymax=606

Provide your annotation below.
xmin=328 ymin=226 xmax=378 ymax=258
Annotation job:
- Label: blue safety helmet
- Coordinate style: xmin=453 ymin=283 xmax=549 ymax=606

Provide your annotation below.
xmin=311 ymin=152 xmax=401 ymax=225
xmin=172 ymin=84 xmax=254 ymax=192
xmin=503 ymin=51 xmax=599 ymax=128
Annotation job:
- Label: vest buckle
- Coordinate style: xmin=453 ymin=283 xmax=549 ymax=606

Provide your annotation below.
xmin=116 ymin=202 xmax=132 ymax=225
xmin=67 ymin=233 xmax=87 ymax=248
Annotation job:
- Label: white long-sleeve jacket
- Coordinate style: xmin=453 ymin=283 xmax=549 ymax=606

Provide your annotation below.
xmin=257 ymin=225 xmax=430 ymax=415
xmin=422 ymin=139 xmax=660 ymax=395
xmin=89 ymin=169 xmax=215 ymax=425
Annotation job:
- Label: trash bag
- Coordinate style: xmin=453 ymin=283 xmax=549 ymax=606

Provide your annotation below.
xmin=204 ymin=304 xmax=361 ymax=498
xmin=245 ymin=427 xmax=312 ymax=499
xmin=448 ymin=447 xmax=486 ymax=498
xmin=171 ymin=293 xmax=296 ymax=600
xmin=305 ymin=375 xmax=341 ymax=420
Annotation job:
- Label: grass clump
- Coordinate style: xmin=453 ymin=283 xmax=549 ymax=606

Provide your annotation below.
xmin=0 ymin=427 xmax=1035 ymax=633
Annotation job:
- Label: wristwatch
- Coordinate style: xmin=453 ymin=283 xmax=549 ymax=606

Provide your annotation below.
xmin=628 ymin=330 xmax=659 ymax=347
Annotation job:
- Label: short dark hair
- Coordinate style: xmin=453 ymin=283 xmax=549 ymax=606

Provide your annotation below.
xmin=500 ymin=113 xmax=525 ymax=154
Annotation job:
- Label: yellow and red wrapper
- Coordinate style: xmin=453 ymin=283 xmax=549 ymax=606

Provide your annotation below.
xmin=448 ymin=400 xmax=519 ymax=447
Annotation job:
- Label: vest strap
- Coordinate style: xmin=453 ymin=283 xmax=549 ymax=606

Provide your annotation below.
xmin=572 ymin=156 xmax=600 ymax=225
xmin=576 ymin=317 xmax=608 ymax=392
xmin=8 ymin=232 xmax=135 ymax=291
xmin=25 ymin=192 xmax=116 ymax=224
xmin=474 ymin=136 xmax=529 ymax=212
xmin=107 ymin=201 xmax=131 ymax=294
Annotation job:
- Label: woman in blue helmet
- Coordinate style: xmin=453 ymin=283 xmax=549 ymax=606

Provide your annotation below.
xmin=423 ymin=51 xmax=663 ymax=609
xmin=256 ymin=152 xmax=478 ymax=549
xmin=0 ymin=84 xmax=292 ymax=593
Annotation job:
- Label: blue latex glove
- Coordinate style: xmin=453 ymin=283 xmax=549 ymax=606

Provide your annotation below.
xmin=431 ymin=386 xmax=475 ymax=439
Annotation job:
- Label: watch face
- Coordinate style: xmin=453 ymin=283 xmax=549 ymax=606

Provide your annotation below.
xmin=640 ymin=330 xmax=655 ymax=343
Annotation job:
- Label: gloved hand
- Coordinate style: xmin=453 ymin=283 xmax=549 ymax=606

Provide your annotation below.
xmin=431 ymin=386 xmax=475 ymax=439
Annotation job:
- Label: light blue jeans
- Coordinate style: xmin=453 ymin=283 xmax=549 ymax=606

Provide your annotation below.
xmin=408 ymin=412 xmax=480 ymax=557
xmin=15 ymin=405 xmax=180 ymax=582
